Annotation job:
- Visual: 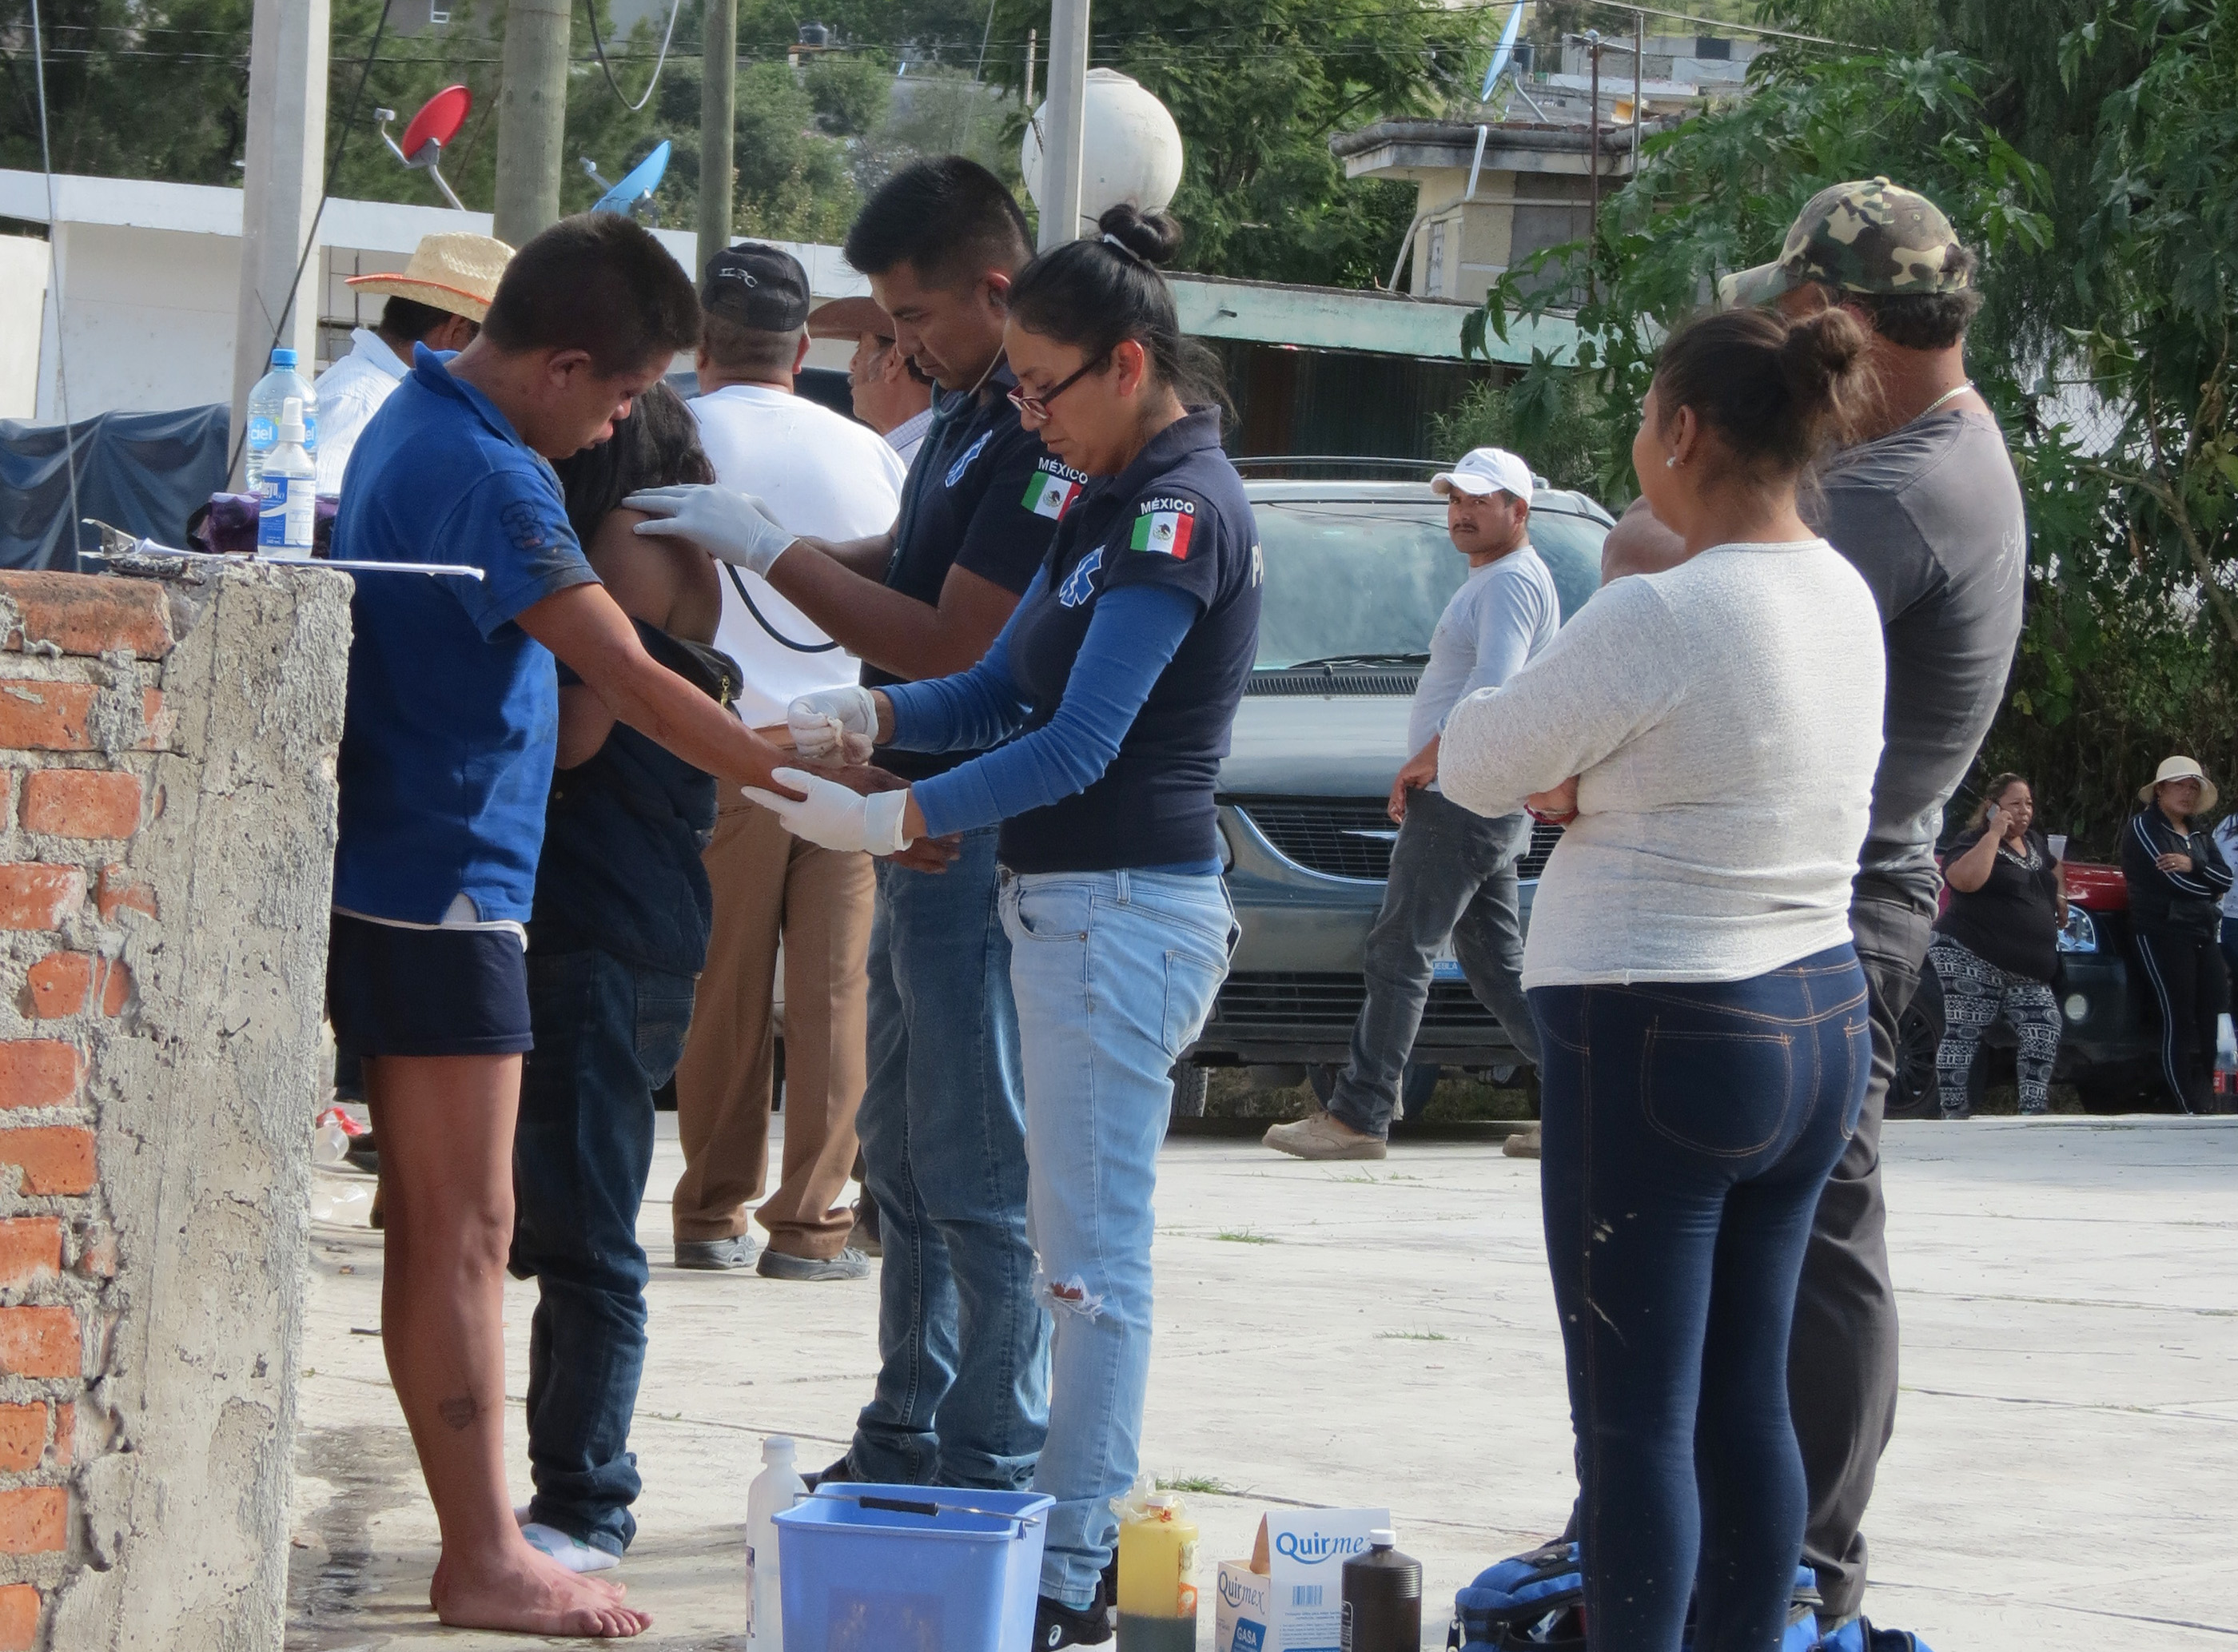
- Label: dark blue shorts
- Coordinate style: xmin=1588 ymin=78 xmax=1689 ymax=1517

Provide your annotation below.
xmin=326 ymin=912 xmax=533 ymax=1058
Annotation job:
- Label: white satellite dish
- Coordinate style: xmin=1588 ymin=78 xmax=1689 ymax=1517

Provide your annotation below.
xmin=1021 ymin=68 xmax=1185 ymax=239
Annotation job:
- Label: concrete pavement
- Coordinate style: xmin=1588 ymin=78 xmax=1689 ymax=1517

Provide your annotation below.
xmin=286 ymin=1116 xmax=2238 ymax=1650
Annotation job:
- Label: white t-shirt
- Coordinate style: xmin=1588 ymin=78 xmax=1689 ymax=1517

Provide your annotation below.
xmin=689 ymin=383 xmax=908 ymax=727
xmin=1440 ymin=539 xmax=1886 ymax=988
xmin=1407 ymin=542 xmax=1560 ymax=766
xmin=314 ymin=328 xmax=410 ymax=493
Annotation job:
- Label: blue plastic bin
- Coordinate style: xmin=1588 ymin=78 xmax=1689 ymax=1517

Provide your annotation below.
xmin=771 ymin=1483 xmax=1056 ymax=1652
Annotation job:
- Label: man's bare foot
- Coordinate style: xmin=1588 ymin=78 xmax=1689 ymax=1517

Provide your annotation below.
xmin=431 ymin=1538 xmax=647 ymax=1636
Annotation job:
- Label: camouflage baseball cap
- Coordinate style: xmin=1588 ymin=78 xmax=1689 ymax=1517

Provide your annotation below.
xmin=1717 ymin=177 xmax=1969 ymax=309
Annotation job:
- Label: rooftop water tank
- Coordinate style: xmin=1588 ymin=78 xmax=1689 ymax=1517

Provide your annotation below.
xmin=1021 ymin=68 xmax=1185 ymax=240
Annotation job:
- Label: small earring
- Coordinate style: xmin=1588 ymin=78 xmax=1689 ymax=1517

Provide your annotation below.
xmin=1665 ymin=455 xmax=1679 ymax=469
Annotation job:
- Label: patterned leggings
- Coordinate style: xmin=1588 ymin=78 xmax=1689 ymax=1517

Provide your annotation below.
xmin=1929 ymin=936 xmax=2063 ymax=1116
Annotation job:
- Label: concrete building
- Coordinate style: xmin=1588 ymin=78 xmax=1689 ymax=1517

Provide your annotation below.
xmin=2 ymin=168 xmax=1578 ymax=465
xmin=0 ymin=170 xmax=874 ymax=425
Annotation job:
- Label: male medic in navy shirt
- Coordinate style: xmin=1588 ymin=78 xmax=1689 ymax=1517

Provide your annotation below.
xmin=628 ymin=158 xmax=1077 ymax=1498
xmin=327 ymin=215 xmax=924 ymax=1638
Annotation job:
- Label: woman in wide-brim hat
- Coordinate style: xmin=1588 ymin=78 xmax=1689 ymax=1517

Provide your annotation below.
xmin=2120 ymin=756 xmax=2234 ymax=1112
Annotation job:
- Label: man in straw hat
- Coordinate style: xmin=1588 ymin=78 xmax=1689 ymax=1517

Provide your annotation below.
xmin=319 ymin=231 xmax=515 ymax=492
xmin=806 ymin=294 xmax=935 ymax=464
xmin=2121 ymin=755 xmax=2232 ymax=1113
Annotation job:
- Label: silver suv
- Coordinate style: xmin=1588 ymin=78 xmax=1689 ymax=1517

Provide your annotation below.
xmin=1178 ymin=466 xmax=1612 ymax=1109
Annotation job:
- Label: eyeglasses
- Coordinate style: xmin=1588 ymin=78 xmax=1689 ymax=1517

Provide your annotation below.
xmin=1006 ymin=355 xmax=1109 ymax=424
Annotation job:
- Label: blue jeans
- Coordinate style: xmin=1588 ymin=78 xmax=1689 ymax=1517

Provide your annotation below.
xmin=511 ymin=947 xmax=697 ymax=1557
xmin=1329 ymin=790 xmax=1539 ymax=1136
xmin=1002 ymin=868 xmax=1234 ymax=1607
xmin=1532 ymin=946 xmax=1869 ymax=1652
xmin=850 ymin=828 xmax=1048 ymax=1489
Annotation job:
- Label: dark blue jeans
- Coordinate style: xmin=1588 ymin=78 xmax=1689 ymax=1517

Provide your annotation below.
xmin=850 ymin=828 xmax=1048 ymax=1489
xmin=511 ymin=946 xmax=698 ymax=1557
xmin=1532 ymin=945 xmax=1869 ymax=1652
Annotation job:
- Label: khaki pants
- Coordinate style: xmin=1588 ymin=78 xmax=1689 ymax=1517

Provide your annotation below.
xmin=671 ymin=797 xmax=874 ymax=1256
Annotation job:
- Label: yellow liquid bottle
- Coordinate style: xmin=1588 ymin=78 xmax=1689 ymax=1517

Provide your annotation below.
xmin=1116 ymin=1492 xmax=1199 ymax=1652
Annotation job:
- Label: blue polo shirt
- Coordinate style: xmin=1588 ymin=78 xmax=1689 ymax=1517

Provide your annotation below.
xmin=330 ymin=346 xmax=599 ymax=925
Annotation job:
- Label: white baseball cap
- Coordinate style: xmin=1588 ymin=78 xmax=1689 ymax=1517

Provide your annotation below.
xmin=1431 ymin=447 xmax=1535 ymax=501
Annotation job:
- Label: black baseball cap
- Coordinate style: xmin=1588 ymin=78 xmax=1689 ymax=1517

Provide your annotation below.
xmin=700 ymin=242 xmax=812 ymax=332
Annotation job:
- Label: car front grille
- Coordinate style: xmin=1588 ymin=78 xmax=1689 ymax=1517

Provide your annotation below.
xmin=1232 ymin=798 xmax=1563 ymax=882
xmin=1209 ymin=972 xmax=1507 ymax=1036
xmin=1246 ymin=668 xmax=1424 ymax=697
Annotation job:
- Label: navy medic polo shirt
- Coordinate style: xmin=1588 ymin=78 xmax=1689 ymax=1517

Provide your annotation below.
xmin=866 ymin=362 xmax=1083 ymax=781
xmin=996 ymin=406 xmax=1263 ymax=874
xmin=330 ymin=345 xmax=600 ymax=925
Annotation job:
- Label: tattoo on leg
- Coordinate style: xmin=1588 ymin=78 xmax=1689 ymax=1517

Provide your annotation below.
xmin=438 ymin=1395 xmax=482 ymax=1431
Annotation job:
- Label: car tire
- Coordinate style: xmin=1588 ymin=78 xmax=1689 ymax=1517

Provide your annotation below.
xmin=1886 ymin=969 xmax=1943 ymax=1121
xmin=1169 ymin=1061 xmax=1209 ymax=1121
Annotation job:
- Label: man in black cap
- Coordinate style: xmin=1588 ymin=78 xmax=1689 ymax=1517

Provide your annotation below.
xmin=666 ymin=243 xmax=907 ymax=1284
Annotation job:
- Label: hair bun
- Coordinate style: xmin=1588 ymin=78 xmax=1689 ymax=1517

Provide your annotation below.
xmin=1095 ymin=202 xmax=1182 ymax=267
xmin=1777 ymin=308 xmax=1869 ymax=404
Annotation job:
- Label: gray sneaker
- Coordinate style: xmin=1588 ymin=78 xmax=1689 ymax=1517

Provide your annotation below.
xmin=1503 ymin=1123 xmax=1543 ymax=1159
xmin=759 ymin=1246 xmax=872 ymax=1282
xmin=1263 ymin=1109 xmax=1387 ymax=1160
xmin=673 ymin=1235 xmax=760 ymax=1271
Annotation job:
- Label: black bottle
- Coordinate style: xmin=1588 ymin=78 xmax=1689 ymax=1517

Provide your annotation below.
xmin=1340 ymin=1528 xmax=1423 ymax=1651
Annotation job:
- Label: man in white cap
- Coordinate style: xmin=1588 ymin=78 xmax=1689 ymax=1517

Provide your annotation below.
xmin=318 ymin=231 xmax=515 ymax=492
xmin=806 ymin=296 xmax=935 ymax=464
xmin=1265 ymin=447 xmax=1558 ymax=1160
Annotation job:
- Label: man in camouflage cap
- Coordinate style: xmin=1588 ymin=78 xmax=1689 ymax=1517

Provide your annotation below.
xmin=1718 ymin=176 xmax=1972 ymax=311
xmin=1725 ymin=180 xmax=2025 ymax=1634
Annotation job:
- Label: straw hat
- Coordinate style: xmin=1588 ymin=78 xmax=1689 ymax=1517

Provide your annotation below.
xmin=806 ymin=295 xmax=894 ymax=341
xmin=346 ymin=232 xmax=515 ymax=323
xmin=2137 ymin=754 xmax=2218 ymax=814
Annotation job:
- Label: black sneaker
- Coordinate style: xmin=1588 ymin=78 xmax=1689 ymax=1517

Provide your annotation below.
xmin=800 ymin=1455 xmax=855 ymax=1493
xmin=1033 ymin=1582 xmax=1113 ymax=1648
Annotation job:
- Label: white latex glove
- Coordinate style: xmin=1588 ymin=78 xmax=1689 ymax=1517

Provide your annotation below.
xmin=625 ymin=485 xmax=798 ymax=577
xmin=788 ymin=686 xmax=879 ymax=765
xmin=740 ymin=768 xmax=911 ymax=854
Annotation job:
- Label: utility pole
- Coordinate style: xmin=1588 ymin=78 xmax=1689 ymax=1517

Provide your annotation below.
xmin=229 ymin=0 xmax=329 ymax=488
xmin=1038 ymin=0 xmax=1089 ymax=251
xmin=698 ymin=0 xmax=737 ymax=281
xmin=1586 ymin=29 xmax=1601 ymax=301
xmin=1633 ymin=12 xmax=1645 ymax=189
xmin=494 ymin=0 xmax=571 ymax=247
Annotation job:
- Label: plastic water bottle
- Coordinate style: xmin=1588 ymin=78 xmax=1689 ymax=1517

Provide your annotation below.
xmin=1340 ymin=1528 xmax=1421 ymax=1651
xmin=245 ymin=346 xmax=318 ymax=491
xmin=746 ymin=1435 xmax=806 ymax=1647
xmin=257 ymin=398 xmax=317 ymax=555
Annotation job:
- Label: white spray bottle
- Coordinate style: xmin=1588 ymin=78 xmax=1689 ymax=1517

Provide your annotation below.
xmin=746 ymin=1435 xmax=805 ymax=1646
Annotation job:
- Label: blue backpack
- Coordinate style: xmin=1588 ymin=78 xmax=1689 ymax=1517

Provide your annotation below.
xmin=1447 ymin=1541 xmax=1929 ymax=1652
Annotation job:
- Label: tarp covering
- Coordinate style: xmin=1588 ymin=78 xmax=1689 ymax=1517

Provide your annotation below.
xmin=0 ymin=404 xmax=230 ymax=571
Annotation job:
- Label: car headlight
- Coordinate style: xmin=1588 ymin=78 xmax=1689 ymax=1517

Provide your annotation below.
xmin=2057 ymin=906 xmax=2098 ymax=953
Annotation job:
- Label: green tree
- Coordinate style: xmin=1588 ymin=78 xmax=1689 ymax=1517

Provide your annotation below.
xmin=982 ymin=0 xmax=1490 ymax=286
xmin=1459 ymin=8 xmax=2236 ymax=847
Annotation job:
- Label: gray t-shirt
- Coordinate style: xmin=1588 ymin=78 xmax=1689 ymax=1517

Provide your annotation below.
xmin=1807 ymin=408 xmax=2025 ymax=913
xmin=1408 ymin=543 xmax=1560 ymax=762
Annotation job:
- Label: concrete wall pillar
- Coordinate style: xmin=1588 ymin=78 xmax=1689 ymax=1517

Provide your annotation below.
xmin=0 ymin=562 xmax=350 ymax=1650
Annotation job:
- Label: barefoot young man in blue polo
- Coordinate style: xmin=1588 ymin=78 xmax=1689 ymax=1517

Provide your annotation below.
xmin=326 ymin=215 xmax=818 ymax=1638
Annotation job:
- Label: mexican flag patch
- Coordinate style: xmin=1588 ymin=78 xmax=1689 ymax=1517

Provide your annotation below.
xmin=1129 ymin=504 xmax=1195 ymax=559
xmin=1023 ymin=469 xmax=1082 ymax=519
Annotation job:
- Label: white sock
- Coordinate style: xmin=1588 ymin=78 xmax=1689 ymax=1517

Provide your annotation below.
xmin=520 ymin=1520 xmax=621 ymax=1573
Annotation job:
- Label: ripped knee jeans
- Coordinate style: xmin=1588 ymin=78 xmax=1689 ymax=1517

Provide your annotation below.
xmin=999 ymin=867 xmax=1234 ymax=1609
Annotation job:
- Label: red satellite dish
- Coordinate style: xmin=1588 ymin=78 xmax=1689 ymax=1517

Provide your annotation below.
xmin=399 ymin=85 xmax=472 ymax=166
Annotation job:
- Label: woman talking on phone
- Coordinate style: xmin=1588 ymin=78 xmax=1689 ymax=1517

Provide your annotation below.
xmin=679 ymin=204 xmax=1260 ymax=1644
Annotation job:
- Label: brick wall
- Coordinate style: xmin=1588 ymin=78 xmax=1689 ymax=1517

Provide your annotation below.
xmin=0 ymin=563 xmax=349 ymax=1651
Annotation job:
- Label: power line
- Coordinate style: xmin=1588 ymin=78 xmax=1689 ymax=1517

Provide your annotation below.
xmin=581 ymin=0 xmax=684 ymax=112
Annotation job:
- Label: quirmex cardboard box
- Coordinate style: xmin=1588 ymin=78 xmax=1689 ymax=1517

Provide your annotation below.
xmin=1213 ymin=1507 xmax=1389 ymax=1652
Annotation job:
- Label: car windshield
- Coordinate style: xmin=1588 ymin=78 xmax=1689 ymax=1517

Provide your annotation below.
xmin=1248 ymin=498 xmax=1608 ymax=671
